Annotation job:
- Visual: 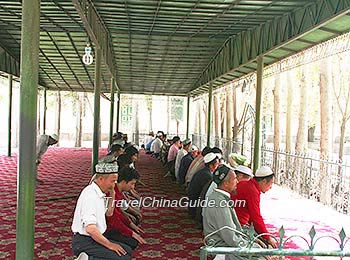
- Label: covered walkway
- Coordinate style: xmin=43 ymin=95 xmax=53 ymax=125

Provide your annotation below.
xmin=1 ymin=148 xmax=349 ymax=259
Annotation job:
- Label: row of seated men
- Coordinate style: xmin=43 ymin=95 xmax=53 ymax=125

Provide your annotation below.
xmin=144 ymin=131 xmax=277 ymax=259
xmin=71 ymin=138 xmax=146 ymax=260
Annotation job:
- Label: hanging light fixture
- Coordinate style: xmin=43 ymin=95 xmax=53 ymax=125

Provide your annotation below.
xmin=82 ymin=42 xmax=93 ymax=65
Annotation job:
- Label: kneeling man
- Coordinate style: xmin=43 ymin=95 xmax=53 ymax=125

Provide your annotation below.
xmin=71 ymin=163 xmax=132 ymax=260
xmin=202 ymin=164 xmax=266 ymax=260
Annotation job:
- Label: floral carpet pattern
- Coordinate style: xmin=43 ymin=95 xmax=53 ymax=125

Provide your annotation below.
xmin=0 ymin=148 xmax=313 ymax=260
xmin=0 ymin=148 xmax=204 ymax=260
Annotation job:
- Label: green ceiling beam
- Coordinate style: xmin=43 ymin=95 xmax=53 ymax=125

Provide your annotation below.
xmin=73 ymin=0 xmax=116 ymax=79
xmin=0 ymin=46 xmax=20 ymax=76
xmin=193 ymin=0 xmax=350 ymax=92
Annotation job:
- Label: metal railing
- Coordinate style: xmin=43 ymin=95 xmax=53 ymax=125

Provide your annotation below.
xmin=192 ymin=134 xmax=245 ymax=159
xmin=261 ymin=147 xmax=350 ymax=215
xmin=190 ymin=134 xmax=350 ymax=215
xmin=201 ymin=226 xmax=350 ymax=259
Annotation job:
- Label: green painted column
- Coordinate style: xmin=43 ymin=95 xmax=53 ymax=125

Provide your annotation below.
xmin=186 ymin=94 xmax=190 ymax=139
xmin=253 ymin=55 xmax=264 ymax=172
xmin=16 ymin=0 xmax=40 ymax=259
xmin=43 ymin=88 xmax=47 ymax=135
xmin=7 ymin=75 xmax=13 ymax=157
xmin=207 ymin=84 xmax=213 ymax=147
xmin=116 ymin=91 xmax=120 ymax=132
xmin=92 ymin=48 xmax=101 ymax=173
xmin=109 ymin=78 xmax=115 ymax=145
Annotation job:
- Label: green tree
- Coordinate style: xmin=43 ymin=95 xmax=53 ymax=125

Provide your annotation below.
xmin=171 ymin=97 xmax=184 ymax=135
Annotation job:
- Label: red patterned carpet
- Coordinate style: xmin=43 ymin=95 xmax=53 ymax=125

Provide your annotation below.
xmin=0 ymin=148 xmax=203 ymax=260
xmin=0 ymin=148 xmax=318 ymax=260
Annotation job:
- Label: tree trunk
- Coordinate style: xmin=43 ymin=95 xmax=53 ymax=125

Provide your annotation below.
xmin=167 ymin=96 xmax=170 ymax=134
xmin=55 ymin=91 xmax=61 ymax=147
xmin=295 ymin=67 xmax=308 ymax=153
xmin=226 ymin=86 xmax=233 ymax=139
xmin=226 ymin=86 xmax=233 ymax=155
xmin=319 ymin=61 xmax=332 ymax=204
xmin=198 ymin=100 xmax=202 ymax=136
xmin=203 ymin=99 xmax=208 ymax=135
xmin=286 ymin=71 xmax=293 ymax=153
xmin=339 ymin=118 xmax=346 ymax=162
xmin=147 ymin=95 xmax=152 ymax=131
xmin=134 ymin=99 xmax=140 ymax=145
xmin=194 ymin=100 xmax=199 ymax=135
xmin=222 ymin=94 xmax=227 ymax=138
xmin=176 ymin=120 xmax=179 ymax=136
xmin=273 ymin=73 xmax=281 ymax=152
xmin=232 ymin=86 xmax=240 ymax=153
xmin=75 ymin=93 xmax=83 ymax=147
xmin=213 ymin=94 xmax=220 ymax=146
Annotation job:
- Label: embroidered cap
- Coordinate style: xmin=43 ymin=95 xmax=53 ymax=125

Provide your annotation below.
xmin=213 ymin=164 xmax=232 ymax=185
xmin=95 ymin=163 xmax=119 ymax=174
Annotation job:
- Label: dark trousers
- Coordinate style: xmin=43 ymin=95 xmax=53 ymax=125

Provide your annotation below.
xmin=72 ymin=233 xmax=132 ymax=260
xmin=104 ymin=230 xmax=139 ymax=250
xmin=167 ymin=160 xmax=176 ymax=180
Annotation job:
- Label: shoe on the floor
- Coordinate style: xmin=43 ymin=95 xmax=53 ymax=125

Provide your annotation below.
xmin=75 ymin=252 xmax=89 ymax=260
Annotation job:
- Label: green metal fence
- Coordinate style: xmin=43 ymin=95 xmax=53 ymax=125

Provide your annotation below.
xmin=201 ymin=226 xmax=350 ymax=260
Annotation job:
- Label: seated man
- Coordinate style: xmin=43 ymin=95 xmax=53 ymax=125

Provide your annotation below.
xmin=165 ymin=136 xmax=182 ymax=178
xmin=187 ymin=152 xmax=219 ymax=218
xmin=231 ymin=166 xmax=277 ymax=248
xmin=205 ymin=165 xmax=253 ymax=202
xmin=124 ymin=146 xmax=139 ymax=169
xmin=185 ymin=146 xmax=211 ymax=186
xmin=100 ymin=144 xmax=124 ymax=163
xmin=175 ymin=138 xmax=192 ymax=182
xmin=36 ymin=133 xmax=59 ymax=183
xmin=202 ymin=164 xmax=266 ymax=260
xmin=142 ymin=131 xmax=154 ymax=150
xmin=178 ymin=145 xmax=200 ymax=185
xmin=105 ymin=167 xmax=146 ymax=250
xmin=71 ymin=163 xmax=132 ymax=260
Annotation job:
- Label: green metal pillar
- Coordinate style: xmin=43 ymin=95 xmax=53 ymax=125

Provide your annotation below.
xmin=92 ymin=48 xmax=101 ymax=173
xmin=186 ymin=94 xmax=190 ymax=139
xmin=253 ymin=55 xmax=264 ymax=172
xmin=207 ymin=84 xmax=213 ymax=147
xmin=116 ymin=91 xmax=120 ymax=132
xmin=7 ymin=75 xmax=13 ymax=157
xmin=43 ymin=88 xmax=47 ymax=135
xmin=109 ymin=78 xmax=115 ymax=145
xmin=16 ymin=0 xmax=40 ymax=259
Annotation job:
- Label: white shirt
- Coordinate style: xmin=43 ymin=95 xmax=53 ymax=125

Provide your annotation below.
xmin=71 ymin=182 xmax=108 ymax=236
xmin=36 ymin=134 xmax=50 ymax=161
xmin=143 ymin=135 xmax=153 ymax=145
xmin=150 ymin=137 xmax=162 ymax=153
xmin=175 ymin=148 xmax=188 ymax=180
